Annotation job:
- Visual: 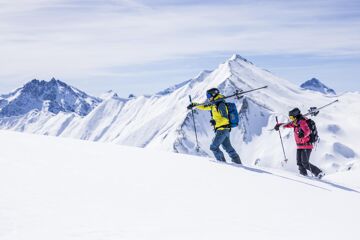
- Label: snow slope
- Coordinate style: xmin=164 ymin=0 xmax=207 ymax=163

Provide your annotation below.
xmin=0 ymin=55 xmax=359 ymax=175
xmin=0 ymin=130 xmax=359 ymax=240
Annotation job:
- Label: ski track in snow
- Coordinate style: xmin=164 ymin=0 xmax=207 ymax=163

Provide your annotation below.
xmin=212 ymin=160 xmax=359 ymax=193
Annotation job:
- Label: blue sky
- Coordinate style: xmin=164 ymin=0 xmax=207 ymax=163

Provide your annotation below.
xmin=0 ymin=0 xmax=359 ymax=96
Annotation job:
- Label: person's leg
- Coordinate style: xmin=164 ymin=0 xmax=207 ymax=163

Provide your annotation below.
xmin=297 ymin=149 xmax=308 ymax=176
xmin=302 ymin=149 xmax=322 ymax=176
xmin=221 ymin=131 xmax=241 ymax=164
xmin=210 ymin=130 xmax=228 ymax=162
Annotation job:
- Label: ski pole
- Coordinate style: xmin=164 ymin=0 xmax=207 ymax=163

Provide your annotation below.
xmin=276 ymin=116 xmax=288 ymax=166
xmin=189 ymin=95 xmax=200 ymax=152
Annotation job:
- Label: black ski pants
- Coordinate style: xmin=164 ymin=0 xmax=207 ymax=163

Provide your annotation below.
xmin=296 ymin=149 xmax=321 ymax=176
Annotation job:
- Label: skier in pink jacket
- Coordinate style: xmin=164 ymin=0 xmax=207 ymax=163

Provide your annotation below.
xmin=275 ymin=108 xmax=324 ymax=178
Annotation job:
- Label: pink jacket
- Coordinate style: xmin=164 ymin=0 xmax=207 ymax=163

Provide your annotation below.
xmin=283 ymin=118 xmax=313 ymax=149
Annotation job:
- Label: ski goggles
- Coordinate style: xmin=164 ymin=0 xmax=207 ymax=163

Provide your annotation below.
xmin=289 ymin=116 xmax=296 ymax=121
xmin=206 ymin=93 xmax=213 ymax=99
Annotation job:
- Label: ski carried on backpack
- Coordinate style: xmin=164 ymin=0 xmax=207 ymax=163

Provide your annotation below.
xmin=193 ymin=86 xmax=268 ymax=107
xmin=270 ymin=100 xmax=339 ymax=132
xmin=285 ymin=100 xmax=338 ymax=126
xmin=190 ymin=86 xmax=267 ymax=129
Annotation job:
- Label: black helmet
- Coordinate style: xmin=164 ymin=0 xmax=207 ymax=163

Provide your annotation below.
xmin=206 ymin=88 xmax=220 ymax=99
xmin=289 ymin=108 xmax=301 ymax=118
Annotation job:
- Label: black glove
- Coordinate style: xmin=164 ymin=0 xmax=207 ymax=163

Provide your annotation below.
xmin=274 ymin=123 xmax=282 ymax=131
xmin=210 ymin=119 xmax=216 ymax=126
xmin=298 ymin=129 xmax=304 ymax=138
xmin=187 ymin=103 xmax=196 ymax=110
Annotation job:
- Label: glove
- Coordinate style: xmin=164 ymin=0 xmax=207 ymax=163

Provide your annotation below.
xmin=298 ymin=129 xmax=304 ymax=138
xmin=274 ymin=123 xmax=282 ymax=131
xmin=210 ymin=119 xmax=216 ymax=126
xmin=187 ymin=103 xmax=196 ymax=110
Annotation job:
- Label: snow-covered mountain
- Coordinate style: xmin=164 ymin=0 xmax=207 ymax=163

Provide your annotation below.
xmin=0 ymin=55 xmax=359 ymax=175
xmin=300 ymin=78 xmax=336 ymax=95
xmin=0 ymin=78 xmax=101 ymax=117
xmin=1 ymin=130 xmax=359 ymax=240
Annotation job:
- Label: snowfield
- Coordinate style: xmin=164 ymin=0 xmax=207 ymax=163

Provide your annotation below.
xmin=1 ymin=130 xmax=359 ymax=240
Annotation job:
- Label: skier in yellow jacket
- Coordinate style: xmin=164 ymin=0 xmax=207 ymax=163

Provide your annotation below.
xmin=187 ymin=88 xmax=241 ymax=164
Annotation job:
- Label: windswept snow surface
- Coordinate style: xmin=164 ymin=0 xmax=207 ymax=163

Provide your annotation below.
xmin=0 ymin=131 xmax=359 ymax=240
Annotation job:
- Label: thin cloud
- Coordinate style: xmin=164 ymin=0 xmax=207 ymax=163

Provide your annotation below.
xmin=0 ymin=0 xmax=359 ymax=91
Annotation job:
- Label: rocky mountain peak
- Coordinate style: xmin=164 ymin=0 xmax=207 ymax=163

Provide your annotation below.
xmin=300 ymin=78 xmax=336 ymax=95
xmin=0 ymin=78 xmax=101 ymax=117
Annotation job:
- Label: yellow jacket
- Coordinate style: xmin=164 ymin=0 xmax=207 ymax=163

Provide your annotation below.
xmin=195 ymin=95 xmax=230 ymax=130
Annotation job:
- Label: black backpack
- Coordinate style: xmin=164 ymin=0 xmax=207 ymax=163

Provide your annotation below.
xmin=306 ymin=118 xmax=319 ymax=143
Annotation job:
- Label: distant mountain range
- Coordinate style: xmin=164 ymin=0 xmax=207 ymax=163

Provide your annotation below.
xmin=0 ymin=55 xmax=358 ymax=175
